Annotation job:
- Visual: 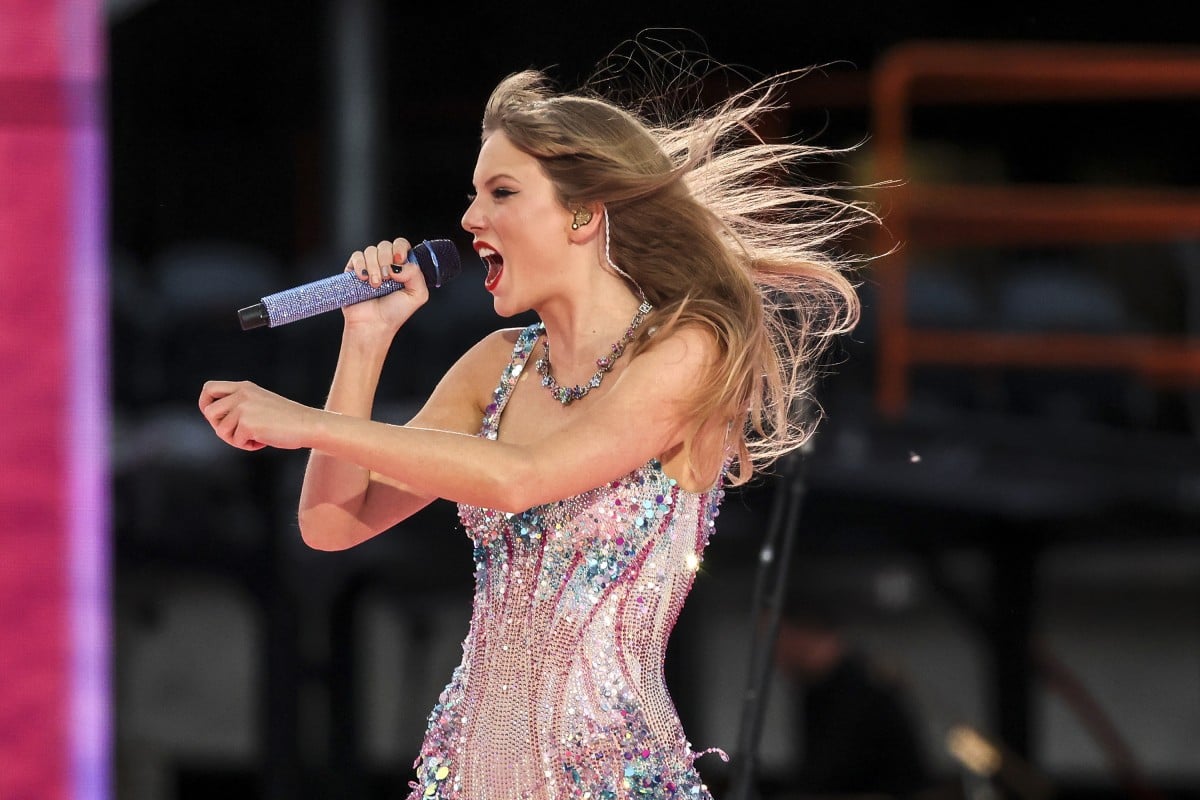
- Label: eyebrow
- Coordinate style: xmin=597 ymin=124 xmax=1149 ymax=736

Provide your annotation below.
xmin=472 ymin=172 xmax=521 ymax=189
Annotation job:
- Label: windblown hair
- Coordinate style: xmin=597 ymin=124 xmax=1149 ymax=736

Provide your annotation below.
xmin=481 ymin=67 xmax=868 ymax=485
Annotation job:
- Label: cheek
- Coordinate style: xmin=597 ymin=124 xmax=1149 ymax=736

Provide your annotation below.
xmin=498 ymin=211 xmax=537 ymax=247
xmin=526 ymin=207 xmax=569 ymax=245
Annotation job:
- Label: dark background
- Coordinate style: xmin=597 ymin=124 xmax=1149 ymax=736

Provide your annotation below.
xmin=107 ymin=3 xmax=1200 ymax=800
xmin=110 ymin=2 xmax=1196 ymax=255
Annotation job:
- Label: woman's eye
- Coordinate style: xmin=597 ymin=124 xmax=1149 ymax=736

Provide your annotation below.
xmin=492 ymin=188 xmax=516 ymax=199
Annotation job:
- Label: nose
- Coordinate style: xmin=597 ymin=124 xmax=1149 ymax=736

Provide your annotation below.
xmin=461 ymin=196 xmax=483 ymax=233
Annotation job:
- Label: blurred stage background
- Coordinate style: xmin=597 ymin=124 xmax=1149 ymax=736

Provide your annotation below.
xmin=4 ymin=2 xmax=1200 ymax=799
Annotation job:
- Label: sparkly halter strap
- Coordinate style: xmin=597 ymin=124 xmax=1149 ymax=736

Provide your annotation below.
xmin=479 ymin=323 xmax=544 ymax=440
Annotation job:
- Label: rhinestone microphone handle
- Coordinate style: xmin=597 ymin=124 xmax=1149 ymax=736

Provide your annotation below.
xmin=257 ymin=272 xmax=404 ymax=328
xmin=238 ymin=238 xmax=459 ymax=330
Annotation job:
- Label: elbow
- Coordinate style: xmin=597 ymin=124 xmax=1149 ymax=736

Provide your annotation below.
xmin=488 ymin=457 xmax=542 ymax=514
xmin=297 ymin=507 xmax=357 ymax=551
xmin=300 ymin=530 xmax=347 ymax=553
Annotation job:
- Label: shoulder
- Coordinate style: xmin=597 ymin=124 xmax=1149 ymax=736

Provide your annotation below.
xmin=408 ymin=325 xmax=538 ymax=432
xmin=472 ymin=324 xmax=541 ymax=365
xmin=631 ymin=322 xmax=719 ymax=376
xmin=613 ymin=322 xmax=723 ymax=416
xmin=450 ymin=325 xmax=537 ymax=377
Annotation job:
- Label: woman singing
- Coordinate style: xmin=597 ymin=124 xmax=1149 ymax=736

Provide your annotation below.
xmin=200 ymin=67 xmax=865 ymax=799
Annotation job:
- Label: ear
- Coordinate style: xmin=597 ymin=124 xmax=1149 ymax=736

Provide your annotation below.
xmin=567 ymin=203 xmax=603 ymax=244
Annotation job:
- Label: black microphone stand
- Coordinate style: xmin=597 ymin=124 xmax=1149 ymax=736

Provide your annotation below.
xmin=729 ymin=439 xmax=812 ymax=800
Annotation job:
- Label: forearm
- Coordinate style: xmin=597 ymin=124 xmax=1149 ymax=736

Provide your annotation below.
xmin=298 ymin=327 xmax=428 ymax=547
xmin=299 ymin=332 xmax=702 ymax=513
xmin=308 ymin=414 xmax=537 ymax=514
xmin=204 ymin=323 xmax=710 ymax=547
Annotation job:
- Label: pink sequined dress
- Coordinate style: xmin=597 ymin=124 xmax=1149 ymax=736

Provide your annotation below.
xmin=407 ymin=323 xmax=725 ymax=800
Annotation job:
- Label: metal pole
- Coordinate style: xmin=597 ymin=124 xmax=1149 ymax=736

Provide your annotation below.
xmin=329 ymin=0 xmax=383 ymax=254
xmin=729 ymin=443 xmax=810 ymax=800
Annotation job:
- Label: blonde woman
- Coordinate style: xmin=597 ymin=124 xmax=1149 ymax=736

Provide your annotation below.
xmin=201 ymin=67 xmax=864 ymax=799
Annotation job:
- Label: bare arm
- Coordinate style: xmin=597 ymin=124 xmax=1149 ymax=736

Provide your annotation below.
xmin=293 ymin=328 xmax=509 ymax=550
xmin=201 ymin=327 xmax=718 ymax=526
xmin=225 ymin=236 xmax=490 ymax=551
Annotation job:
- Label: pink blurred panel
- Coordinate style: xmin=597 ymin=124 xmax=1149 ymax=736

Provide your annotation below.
xmin=0 ymin=1 xmax=75 ymax=798
xmin=0 ymin=0 xmax=64 ymax=75
xmin=0 ymin=127 xmax=70 ymax=798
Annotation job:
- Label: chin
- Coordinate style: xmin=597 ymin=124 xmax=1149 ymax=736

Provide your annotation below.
xmin=490 ymin=296 xmax=527 ymax=319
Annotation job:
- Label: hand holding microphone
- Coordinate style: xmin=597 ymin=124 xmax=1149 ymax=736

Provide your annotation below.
xmin=238 ymin=238 xmax=462 ymax=330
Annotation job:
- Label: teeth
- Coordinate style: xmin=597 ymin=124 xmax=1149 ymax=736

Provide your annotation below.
xmin=477 ymin=247 xmax=497 ymax=258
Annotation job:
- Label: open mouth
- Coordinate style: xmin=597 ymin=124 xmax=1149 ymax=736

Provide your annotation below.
xmin=477 ymin=246 xmax=504 ymax=291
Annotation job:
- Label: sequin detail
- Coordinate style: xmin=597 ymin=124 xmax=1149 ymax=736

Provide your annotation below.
xmin=407 ymin=323 xmax=726 ymax=800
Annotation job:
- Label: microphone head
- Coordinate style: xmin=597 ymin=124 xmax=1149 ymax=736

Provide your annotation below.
xmin=411 ymin=239 xmax=462 ymax=288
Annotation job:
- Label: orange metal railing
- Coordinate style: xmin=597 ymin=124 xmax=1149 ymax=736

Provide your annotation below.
xmin=870 ymin=42 xmax=1200 ymax=416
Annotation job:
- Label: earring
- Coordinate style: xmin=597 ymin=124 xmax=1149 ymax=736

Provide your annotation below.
xmin=571 ymin=208 xmax=593 ymax=230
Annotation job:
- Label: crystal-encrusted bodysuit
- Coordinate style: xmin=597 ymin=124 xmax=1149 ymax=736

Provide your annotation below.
xmin=407 ymin=323 xmax=725 ymax=800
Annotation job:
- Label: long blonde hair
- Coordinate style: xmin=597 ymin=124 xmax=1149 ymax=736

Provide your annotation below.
xmin=482 ymin=67 xmax=868 ymax=485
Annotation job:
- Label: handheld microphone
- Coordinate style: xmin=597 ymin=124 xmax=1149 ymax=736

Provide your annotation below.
xmin=237 ymin=238 xmax=462 ymax=330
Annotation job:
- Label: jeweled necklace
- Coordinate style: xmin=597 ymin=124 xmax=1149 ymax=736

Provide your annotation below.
xmin=536 ymin=298 xmax=653 ymax=405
